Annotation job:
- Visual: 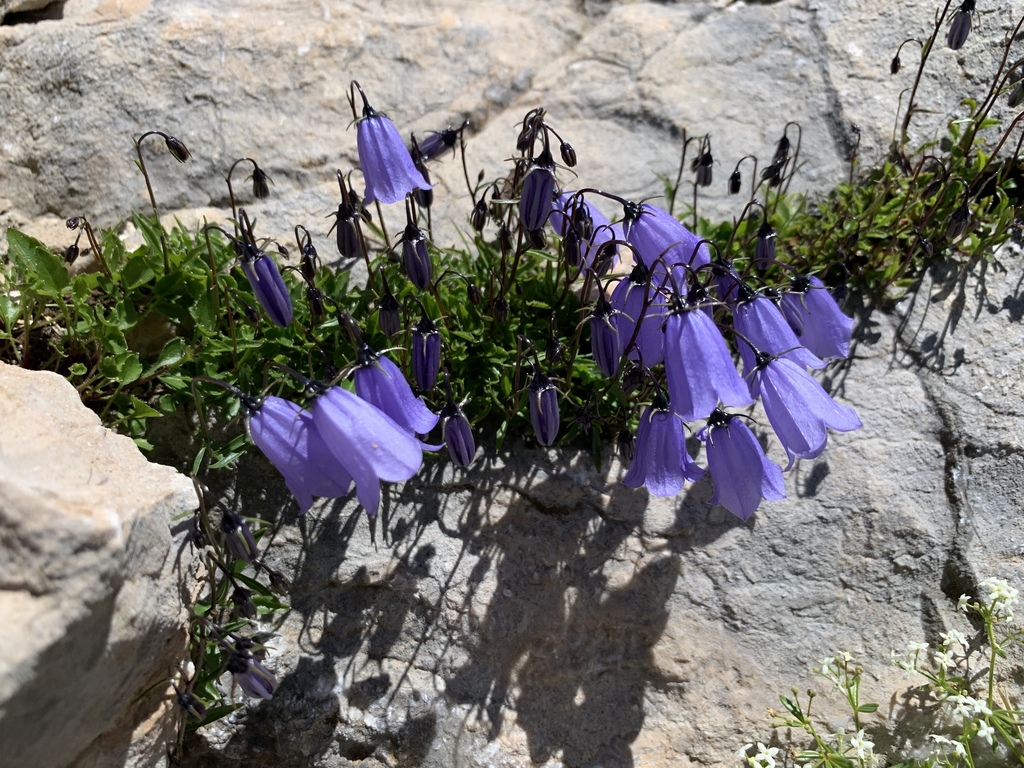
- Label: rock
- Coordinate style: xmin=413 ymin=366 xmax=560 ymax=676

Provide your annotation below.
xmin=0 ymin=364 xmax=196 ymax=768
xmin=177 ymin=248 xmax=1024 ymax=767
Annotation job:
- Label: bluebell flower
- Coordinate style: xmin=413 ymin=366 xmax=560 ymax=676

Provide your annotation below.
xmin=623 ymin=395 xmax=705 ymax=496
xmin=401 ymin=220 xmax=432 ymax=290
xmin=733 ymin=287 xmax=825 ymax=378
xmin=228 ymin=648 xmax=278 ymax=700
xmin=221 ymin=509 xmax=259 ymax=563
xmin=947 ymin=0 xmax=974 ymax=50
xmin=353 ymin=82 xmax=431 ymax=205
xmin=247 ymin=395 xmax=353 ymax=514
xmin=589 ymin=289 xmax=623 ymax=378
xmin=311 ymin=384 xmax=424 ymax=516
xmin=410 ymin=120 xmax=468 ymax=162
xmin=753 ymin=219 xmax=777 ymax=269
xmin=441 ymin=402 xmax=475 ymax=467
xmin=750 ymin=353 xmax=862 ymax=465
xmin=240 ymin=246 xmax=293 ymax=327
xmin=608 ymin=259 xmax=667 ymax=366
xmin=779 ymin=275 xmax=854 ymax=359
xmin=620 ymin=200 xmax=710 ymax=274
xmin=698 ymin=409 xmax=786 ymax=520
xmin=519 ymin=153 xmax=557 ymax=234
xmin=412 ymin=313 xmax=442 ymax=391
xmin=663 ymin=304 xmax=753 ymax=422
xmin=529 ymin=369 xmax=560 ymax=446
xmin=354 ymin=348 xmax=439 ymax=435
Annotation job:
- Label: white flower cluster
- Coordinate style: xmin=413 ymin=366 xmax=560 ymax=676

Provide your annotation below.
xmin=980 ymin=576 xmax=1019 ymax=622
xmin=735 ymin=742 xmax=779 ymax=768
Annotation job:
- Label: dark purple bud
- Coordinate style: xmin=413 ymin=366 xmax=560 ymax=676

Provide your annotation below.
xmin=251 ymin=165 xmax=272 ymax=199
xmin=529 ymin=370 xmax=560 ymax=447
xmin=241 ymin=250 xmax=293 ymax=327
xmin=440 ymin=399 xmax=475 ymax=467
xmin=378 ymin=291 xmax=401 ymax=338
xmin=947 ymin=1 xmax=974 ymax=50
xmin=300 ymin=242 xmax=318 ymax=284
xmin=621 ymin=363 xmax=644 ymax=395
xmin=562 ymin=228 xmax=583 ymax=268
xmin=1009 ymin=79 xmax=1024 ymax=109
xmin=164 ymin=135 xmax=192 ymax=163
xmin=519 ymin=163 xmax=557 ymax=233
xmin=402 ymin=224 xmax=432 ymax=290
xmin=177 ymin=691 xmax=207 ymax=722
xmin=617 ymin=428 xmax=636 ymax=462
xmin=64 ymin=242 xmax=80 ymax=264
xmin=590 ymin=297 xmax=622 ymax=378
xmin=545 ymin=332 xmax=565 ymax=366
xmin=498 ymin=224 xmax=514 ymax=256
xmin=471 ymin=198 xmax=488 ymax=231
xmin=493 ymin=295 xmax=509 ymax=324
xmin=754 ymin=220 xmax=777 ymax=269
xmin=413 ymin=155 xmax=433 ymax=209
xmin=946 ymin=201 xmax=970 ymax=240
xmin=761 ymin=162 xmax=784 ymax=188
xmin=466 ymin=282 xmax=482 ymax=306
xmin=242 ymin=302 xmax=260 ymax=325
xmin=890 ymin=54 xmax=902 ymax=76
xmin=333 ymin=206 xmax=363 ymax=261
xmin=412 ymin=314 xmax=442 ymax=391
xmin=265 ymin=567 xmax=291 ymax=595
xmin=221 ymin=509 xmax=259 ymax=563
xmin=65 ymin=216 xmax=81 ymax=230
xmin=307 ymin=285 xmax=326 ymax=322
xmin=190 ymin=512 xmax=208 ymax=549
xmin=692 ymin=150 xmax=713 ymax=188
xmin=559 ymin=141 xmax=577 ymax=168
xmin=412 ymin=122 xmax=467 ymax=162
xmin=728 ymin=169 xmax=742 ymax=195
xmin=773 ymin=134 xmax=792 ymax=165
xmin=232 ymin=587 xmax=257 ymax=620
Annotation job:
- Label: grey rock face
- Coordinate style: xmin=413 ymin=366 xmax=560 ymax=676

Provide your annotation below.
xmin=177 ymin=250 xmax=1023 ymax=767
xmin=0 ymin=364 xmax=196 ymax=768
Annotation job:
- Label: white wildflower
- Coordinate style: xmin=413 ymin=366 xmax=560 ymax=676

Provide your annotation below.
xmin=933 ymin=649 xmax=956 ymax=670
xmin=940 ymin=629 xmax=967 ymax=650
xmin=753 ymin=742 xmax=779 ymax=768
xmin=957 ymin=593 xmax=971 ymax=612
xmin=735 ymin=743 xmax=753 ymax=761
xmin=976 ymin=720 xmax=995 ymax=746
xmin=849 ymin=729 xmax=874 ymax=760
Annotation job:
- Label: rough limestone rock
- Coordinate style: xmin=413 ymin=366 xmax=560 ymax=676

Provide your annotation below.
xmin=172 ymin=248 xmax=1024 ymax=768
xmin=0 ymin=364 xmax=196 ymax=768
xmin=1 ymin=0 xmax=1020 ymax=257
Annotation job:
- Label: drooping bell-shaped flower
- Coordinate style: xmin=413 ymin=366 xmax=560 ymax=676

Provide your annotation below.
xmin=733 ymin=286 xmax=825 ymax=378
xmin=753 ymin=219 xmax=777 ymax=269
xmin=354 ymin=347 xmax=439 ymax=435
xmin=620 ymin=200 xmax=710 ymax=274
xmin=311 ymin=384 xmax=424 ymax=516
xmin=228 ymin=647 xmax=278 ymax=700
xmin=529 ymin=368 xmax=560 ymax=446
xmin=354 ymin=82 xmax=432 ymax=205
xmin=947 ymin=0 xmax=974 ymax=50
xmin=622 ymin=394 xmax=706 ymax=496
xmin=221 ymin=508 xmax=259 ymax=563
xmin=401 ymin=220 xmax=432 ymax=290
xmin=779 ymin=275 xmax=854 ymax=359
xmin=411 ymin=120 xmax=468 ymax=163
xmin=589 ymin=288 xmax=623 ymax=378
xmin=412 ymin=312 xmax=442 ymax=391
xmin=750 ymin=352 xmax=862 ymax=465
xmin=329 ymin=170 xmax=365 ymax=262
xmin=240 ymin=246 xmax=293 ymax=327
xmin=608 ymin=259 xmax=667 ymax=366
xmin=247 ymin=395 xmax=353 ymax=514
xmin=663 ymin=303 xmax=753 ymax=423
xmin=519 ymin=149 xmax=557 ymax=235
xmin=698 ymin=408 xmax=786 ymax=520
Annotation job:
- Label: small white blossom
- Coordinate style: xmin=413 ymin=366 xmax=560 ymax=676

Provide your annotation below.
xmin=849 ymin=729 xmax=874 ymax=760
xmin=933 ymin=649 xmax=956 ymax=670
xmin=957 ymin=593 xmax=971 ymax=612
xmin=977 ymin=720 xmax=995 ymax=746
xmin=907 ymin=641 xmax=929 ymax=654
xmin=753 ymin=742 xmax=779 ymax=768
xmin=940 ymin=629 xmax=967 ymax=650
xmin=947 ymin=694 xmax=975 ymax=719
xmin=735 ymin=743 xmax=753 ymax=761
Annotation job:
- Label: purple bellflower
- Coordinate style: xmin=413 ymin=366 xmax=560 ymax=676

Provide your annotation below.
xmin=589 ymin=288 xmax=624 ymax=378
xmin=519 ymin=152 xmax=557 ymax=234
xmin=529 ymin=369 xmax=560 ymax=446
xmin=621 ymin=201 xmax=710 ymax=275
xmin=779 ymin=275 xmax=854 ymax=360
xmin=750 ymin=352 xmax=862 ymax=466
xmin=354 ymin=347 xmax=440 ymax=436
xmin=311 ymin=384 xmax=424 ymax=516
xmin=441 ymin=402 xmax=475 ymax=467
xmin=401 ymin=220 xmax=432 ymax=290
xmin=623 ymin=394 xmax=706 ymax=496
xmin=412 ymin=312 xmax=442 ymax=391
xmin=247 ymin=395 xmax=353 ymax=514
xmin=228 ymin=647 xmax=278 ymax=700
xmin=354 ymin=82 xmax=431 ymax=205
xmin=240 ymin=247 xmax=293 ymax=327
xmin=699 ymin=408 xmax=786 ymax=521
xmin=947 ymin=0 xmax=974 ymax=50
xmin=663 ymin=303 xmax=753 ymax=423
xmin=733 ymin=287 xmax=825 ymax=378
xmin=221 ymin=508 xmax=259 ymax=563
xmin=608 ymin=259 xmax=667 ymax=366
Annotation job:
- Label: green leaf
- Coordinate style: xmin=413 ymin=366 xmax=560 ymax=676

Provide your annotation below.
xmin=69 ymin=362 xmax=87 ymax=377
xmin=0 ymin=293 xmax=21 ymax=330
xmin=143 ymin=337 xmax=187 ymax=377
xmin=120 ymin=255 xmax=157 ymax=290
xmin=187 ymin=703 xmax=242 ymax=731
xmin=128 ymin=396 xmax=162 ymax=419
xmin=857 ymin=703 xmax=878 ymax=713
xmin=7 ymin=229 xmax=69 ymax=295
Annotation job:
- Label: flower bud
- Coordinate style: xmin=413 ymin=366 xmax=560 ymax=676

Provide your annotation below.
xmin=890 ymin=54 xmax=902 ymax=76
xmin=754 ymin=220 xmax=777 ymax=269
xmin=1009 ymin=79 xmax=1024 ymax=109
xmin=412 ymin=314 xmax=442 ymax=391
xmin=221 ymin=509 xmax=259 ymax=563
xmin=177 ymin=692 xmax=207 ymax=722
xmin=466 ymin=282 xmax=482 ymax=306
xmin=617 ymin=428 xmax=636 ymax=462
xmin=64 ymin=242 xmax=80 ymax=264
xmin=66 ymin=216 xmax=81 ymax=230
xmin=471 ymin=198 xmax=488 ymax=231
xmin=441 ymin=401 xmax=475 ymax=467
xmin=251 ymin=165 xmax=272 ymax=199
xmin=402 ymin=224 xmax=433 ymax=290
xmin=529 ymin=370 xmax=559 ymax=447
xmin=947 ymin=1 xmax=974 ymax=51
xmin=493 ymin=295 xmax=509 ymax=324
xmin=519 ymin=157 xmax=556 ymax=234
xmin=692 ymin=148 xmax=713 ymax=188
xmin=164 ymin=135 xmax=192 ymax=163
xmin=773 ymin=134 xmax=791 ymax=165
xmin=559 ymin=141 xmax=577 ymax=168
xmin=228 ymin=648 xmax=278 ymax=700
xmin=378 ymin=290 xmax=401 ymax=338
xmin=946 ymin=201 xmax=970 ymax=241
xmin=728 ymin=169 xmax=742 ymax=195
xmin=232 ymin=587 xmax=257 ymax=620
